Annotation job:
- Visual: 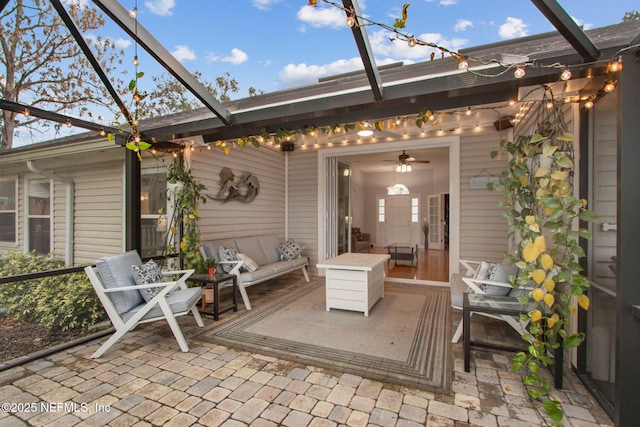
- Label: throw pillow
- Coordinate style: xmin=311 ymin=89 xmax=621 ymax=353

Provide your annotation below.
xmin=131 ymin=260 xmax=165 ymax=303
xmin=237 ymin=253 xmax=259 ymax=272
xmin=219 ymin=246 xmax=240 ymax=273
xmin=489 ymin=263 xmax=519 ymax=283
xmin=277 ymin=239 xmax=303 ymax=261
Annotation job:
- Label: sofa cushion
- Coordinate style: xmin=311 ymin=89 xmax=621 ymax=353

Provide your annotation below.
xmin=96 ymin=250 xmax=145 ymax=315
xmin=258 ymin=235 xmax=282 ymax=264
xmin=277 ymin=240 xmax=303 ymax=261
xmin=239 ymin=267 xmax=278 ymax=284
xmin=121 ymin=287 xmax=202 ymax=323
xmin=131 ymin=259 xmax=165 ymax=302
xmin=237 ymin=253 xmax=259 ymax=272
xmin=219 ymin=246 xmax=241 ymax=273
xmin=236 ymin=236 xmax=269 ymax=266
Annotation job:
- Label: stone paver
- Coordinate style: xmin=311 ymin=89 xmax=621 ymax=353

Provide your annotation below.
xmin=0 ymin=286 xmax=613 ymax=427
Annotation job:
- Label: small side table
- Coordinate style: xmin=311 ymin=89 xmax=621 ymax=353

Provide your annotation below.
xmin=190 ymin=273 xmax=237 ymax=321
xmin=387 ymin=243 xmax=419 ymax=267
xmin=463 ymin=293 xmax=563 ymax=389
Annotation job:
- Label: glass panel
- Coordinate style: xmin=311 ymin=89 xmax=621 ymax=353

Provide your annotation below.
xmin=0 ymin=180 xmax=16 ymax=209
xmin=337 ymin=162 xmax=350 ymax=255
xmin=28 ymin=179 xmax=51 ymax=254
xmin=0 ymin=180 xmax=16 ymax=242
xmin=29 ymin=218 xmax=50 ymax=254
xmin=0 ymin=213 xmax=16 ymax=241
xmin=141 ymin=172 xmax=168 ymax=258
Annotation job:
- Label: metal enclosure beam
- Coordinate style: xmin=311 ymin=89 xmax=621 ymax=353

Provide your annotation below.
xmin=531 ymin=0 xmax=600 ymax=62
xmin=343 ymin=0 xmax=384 ymax=101
xmin=91 ymin=0 xmax=232 ymax=125
xmin=50 ymin=0 xmax=134 ymax=125
xmin=615 ymin=44 xmax=640 ymax=427
xmin=0 ymin=99 xmax=121 ymax=135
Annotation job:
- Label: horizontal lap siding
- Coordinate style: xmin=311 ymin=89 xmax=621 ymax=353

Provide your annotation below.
xmin=193 ymin=147 xmax=286 ymax=241
xmin=459 ymin=131 xmax=509 ymax=262
xmin=591 ymin=94 xmax=617 ymax=286
xmin=72 ymin=158 xmax=125 ymax=264
xmin=287 ymin=149 xmax=319 ymax=275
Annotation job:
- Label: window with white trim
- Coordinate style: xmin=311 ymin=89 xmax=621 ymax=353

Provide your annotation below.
xmin=411 ymin=197 xmax=419 ymax=222
xmin=0 ymin=179 xmax=17 ymax=243
xmin=378 ymin=198 xmax=385 ymax=222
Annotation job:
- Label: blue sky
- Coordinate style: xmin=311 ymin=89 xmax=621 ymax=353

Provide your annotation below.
xmin=94 ymin=0 xmax=636 ymax=98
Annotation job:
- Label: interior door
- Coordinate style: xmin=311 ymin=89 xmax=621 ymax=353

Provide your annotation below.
xmin=377 ymin=195 xmax=420 ymax=246
xmin=428 ymin=194 xmax=444 ymax=250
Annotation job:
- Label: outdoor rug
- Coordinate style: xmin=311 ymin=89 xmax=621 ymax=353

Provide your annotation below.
xmin=195 ymin=278 xmax=452 ymax=392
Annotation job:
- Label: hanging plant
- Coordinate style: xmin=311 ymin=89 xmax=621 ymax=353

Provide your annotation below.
xmin=489 ymin=93 xmax=598 ymax=425
xmin=165 ymin=156 xmax=207 ymax=272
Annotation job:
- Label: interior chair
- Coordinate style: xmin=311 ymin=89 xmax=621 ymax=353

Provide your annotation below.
xmin=85 ymin=250 xmax=204 ymax=358
xmin=350 ymin=227 xmax=371 ymax=253
xmin=450 ymin=259 xmax=531 ymax=343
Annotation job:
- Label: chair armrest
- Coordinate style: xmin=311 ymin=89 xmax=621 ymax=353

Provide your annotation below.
xmin=461 ymin=277 xmax=513 ymax=294
xmin=459 ymin=259 xmax=481 ymax=277
xmin=218 ymin=260 xmax=244 ymax=275
xmin=101 ymin=280 xmax=181 ymax=293
xmin=361 ymin=233 xmax=370 ymax=242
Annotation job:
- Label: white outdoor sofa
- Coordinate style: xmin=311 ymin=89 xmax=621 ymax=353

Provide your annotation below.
xmin=200 ymin=234 xmax=310 ymax=311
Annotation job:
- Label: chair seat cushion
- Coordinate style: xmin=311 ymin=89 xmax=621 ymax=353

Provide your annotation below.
xmin=239 ymin=267 xmax=277 ymax=284
xmin=122 ymin=287 xmax=202 ymax=323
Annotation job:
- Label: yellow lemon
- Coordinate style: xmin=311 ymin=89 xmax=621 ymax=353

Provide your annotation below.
xmin=532 ymin=269 xmax=546 ymax=284
xmin=543 ymin=293 xmax=555 ymax=308
xmin=540 ymin=254 xmax=554 ymax=270
xmin=531 ymin=309 xmax=542 ymax=322
xmin=523 ymin=243 xmax=540 ymax=262
xmin=578 ymin=294 xmax=590 ymax=310
xmin=525 ymin=215 xmax=536 ymax=225
xmin=543 ymin=278 xmax=555 ymax=292
xmin=532 ymin=288 xmax=544 ymax=302
xmin=534 ymin=236 xmax=546 ymax=253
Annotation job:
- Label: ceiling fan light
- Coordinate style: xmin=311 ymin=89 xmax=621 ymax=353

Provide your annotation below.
xmin=357 ymin=122 xmax=374 ymax=137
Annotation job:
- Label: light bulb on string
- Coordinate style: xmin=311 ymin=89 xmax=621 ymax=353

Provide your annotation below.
xmin=560 ymin=68 xmax=572 ymax=81
xmin=584 ymin=99 xmax=594 ymax=109
xmin=408 ymin=38 xmax=417 ymax=47
xmin=514 ymin=67 xmax=526 ymax=78
xmin=458 ymin=59 xmax=468 ymax=70
xmin=609 ymin=57 xmax=622 ymax=72
xmin=133 ymin=56 xmax=139 ymax=66
xmin=129 ymin=7 xmax=137 ymax=18
xmin=604 ymin=82 xmax=616 ymax=93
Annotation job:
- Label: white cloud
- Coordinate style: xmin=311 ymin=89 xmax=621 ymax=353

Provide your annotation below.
xmin=222 ymin=48 xmax=249 ymax=65
xmin=499 ymin=17 xmax=528 ymax=39
xmin=297 ymin=5 xmax=346 ymax=29
xmin=440 ymin=0 xmax=457 ymax=5
xmin=454 ymin=19 xmax=473 ymax=32
xmin=172 ymin=45 xmax=196 ymax=62
xmin=279 ymin=57 xmax=364 ymax=87
xmin=368 ymin=29 xmax=468 ymax=62
xmin=144 ymin=0 xmax=175 ymax=16
xmin=114 ymin=38 xmax=132 ymax=49
xmin=253 ymin=0 xmax=282 ymax=11
xmin=571 ymin=15 xmax=593 ymax=30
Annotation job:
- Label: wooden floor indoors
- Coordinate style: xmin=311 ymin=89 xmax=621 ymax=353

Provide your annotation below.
xmin=371 ymin=245 xmax=449 ymax=282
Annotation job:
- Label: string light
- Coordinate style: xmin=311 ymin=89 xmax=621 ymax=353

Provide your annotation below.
xmin=584 ymin=99 xmax=594 ymax=109
xmin=604 ymin=82 xmax=616 ymax=93
xmin=514 ymin=67 xmax=526 ymax=78
xmin=560 ymin=68 xmax=572 ymax=81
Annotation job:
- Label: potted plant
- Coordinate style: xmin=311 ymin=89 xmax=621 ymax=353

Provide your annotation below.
xmin=489 ymin=96 xmax=598 ymax=424
xmin=204 ymin=258 xmax=217 ymax=277
xmin=422 ymin=223 xmax=429 ymax=250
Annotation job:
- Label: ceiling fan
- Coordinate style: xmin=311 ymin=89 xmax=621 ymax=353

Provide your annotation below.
xmin=384 ymin=150 xmax=430 ymax=165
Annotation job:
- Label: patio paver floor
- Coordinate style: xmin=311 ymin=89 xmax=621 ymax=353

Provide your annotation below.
xmin=0 ymin=278 xmax=613 ymax=427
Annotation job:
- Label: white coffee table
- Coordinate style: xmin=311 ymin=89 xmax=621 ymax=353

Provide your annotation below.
xmin=316 ymin=253 xmax=390 ymax=316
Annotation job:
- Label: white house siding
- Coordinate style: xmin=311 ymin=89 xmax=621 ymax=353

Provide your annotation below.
xmin=459 ymin=131 xmax=510 ymax=262
xmin=192 ymin=145 xmax=286 ymax=241
xmin=72 ymin=157 xmax=125 ymax=264
xmin=286 ymin=149 xmax=319 ymax=275
xmin=0 ymin=142 xmax=126 ymax=265
xmin=590 ymin=92 xmax=617 ymax=288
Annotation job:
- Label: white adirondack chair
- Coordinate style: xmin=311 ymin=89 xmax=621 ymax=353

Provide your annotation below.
xmin=85 ymin=250 xmax=204 ymax=358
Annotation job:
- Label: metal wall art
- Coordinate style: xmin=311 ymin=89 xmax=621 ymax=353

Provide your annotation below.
xmin=208 ymin=167 xmax=260 ymax=203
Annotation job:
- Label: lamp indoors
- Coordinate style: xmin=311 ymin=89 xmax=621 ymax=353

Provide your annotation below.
xmin=396 ymin=163 xmax=412 ymax=173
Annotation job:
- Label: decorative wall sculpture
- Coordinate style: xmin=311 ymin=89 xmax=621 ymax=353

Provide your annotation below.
xmin=208 ymin=167 xmax=260 ymax=204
